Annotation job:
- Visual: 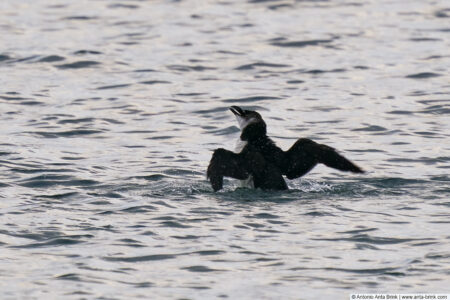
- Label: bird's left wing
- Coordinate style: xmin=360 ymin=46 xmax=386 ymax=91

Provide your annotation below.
xmin=207 ymin=148 xmax=249 ymax=191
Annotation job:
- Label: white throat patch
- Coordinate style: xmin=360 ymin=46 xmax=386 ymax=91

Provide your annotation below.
xmin=235 ymin=115 xmax=256 ymax=130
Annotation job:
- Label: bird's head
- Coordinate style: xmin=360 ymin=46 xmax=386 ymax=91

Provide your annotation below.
xmin=229 ymin=106 xmax=264 ymax=130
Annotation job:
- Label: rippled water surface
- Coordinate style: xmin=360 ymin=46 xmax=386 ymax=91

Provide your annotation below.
xmin=1 ymin=0 xmax=449 ymax=299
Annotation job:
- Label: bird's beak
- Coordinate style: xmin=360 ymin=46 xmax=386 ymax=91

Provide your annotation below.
xmin=229 ymin=106 xmax=244 ymax=116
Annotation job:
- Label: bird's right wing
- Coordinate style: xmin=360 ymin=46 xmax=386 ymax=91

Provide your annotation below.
xmin=284 ymin=138 xmax=364 ymax=179
xmin=207 ymin=148 xmax=249 ymax=191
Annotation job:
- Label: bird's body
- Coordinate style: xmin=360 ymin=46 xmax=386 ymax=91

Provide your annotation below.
xmin=234 ymin=139 xmax=254 ymax=188
xmin=207 ymin=106 xmax=364 ymax=191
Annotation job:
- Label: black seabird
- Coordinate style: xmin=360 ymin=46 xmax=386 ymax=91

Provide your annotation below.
xmin=207 ymin=106 xmax=364 ymax=191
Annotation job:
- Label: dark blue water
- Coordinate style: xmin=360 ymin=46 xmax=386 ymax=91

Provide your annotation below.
xmin=1 ymin=1 xmax=449 ymax=299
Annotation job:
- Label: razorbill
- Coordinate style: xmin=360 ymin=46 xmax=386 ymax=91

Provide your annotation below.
xmin=207 ymin=106 xmax=364 ymax=191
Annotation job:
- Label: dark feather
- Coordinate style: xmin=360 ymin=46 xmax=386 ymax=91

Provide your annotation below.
xmin=284 ymin=138 xmax=364 ymax=179
xmin=207 ymin=148 xmax=249 ymax=191
xmin=207 ymin=146 xmax=288 ymax=191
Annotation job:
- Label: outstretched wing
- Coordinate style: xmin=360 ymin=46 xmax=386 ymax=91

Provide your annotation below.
xmin=207 ymin=147 xmax=288 ymax=191
xmin=283 ymin=138 xmax=364 ymax=179
xmin=207 ymin=148 xmax=249 ymax=191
